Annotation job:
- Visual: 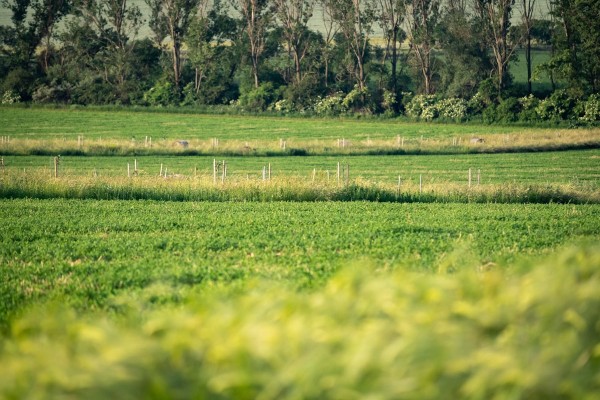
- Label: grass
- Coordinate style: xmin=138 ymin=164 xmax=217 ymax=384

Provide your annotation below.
xmin=1 ymin=105 xmax=599 ymax=398
xmin=2 ymin=107 xmax=598 ymax=156
xmin=2 ymin=198 xmax=599 ymax=324
xmin=1 ymin=240 xmax=599 ymax=399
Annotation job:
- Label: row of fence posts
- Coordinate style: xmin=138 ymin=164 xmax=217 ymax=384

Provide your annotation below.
xmin=1 ymin=135 xmax=502 ymax=153
xmin=45 ymin=156 xmax=482 ymax=189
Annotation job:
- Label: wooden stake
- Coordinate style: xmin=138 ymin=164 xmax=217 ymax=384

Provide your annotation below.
xmin=160 ymin=163 xmax=163 ymax=177
xmin=468 ymin=168 xmax=472 ymax=188
xmin=419 ymin=174 xmax=422 ymax=193
xmin=213 ymin=159 xmax=216 ymax=183
xmin=312 ymin=168 xmax=316 ymax=182
xmin=221 ymin=160 xmax=225 ymax=183
xmin=268 ymin=163 xmax=271 ymax=181
xmin=54 ymin=156 xmax=59 ymax=178
xmin=397 ymin=176 xmax=401 ymax=196
xmin=134 ymin=159 xmax=138 ymax=176
xmin=127 ymin=163 xmax=130 ymax=178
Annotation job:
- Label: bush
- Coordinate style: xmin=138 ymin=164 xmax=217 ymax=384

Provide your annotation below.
xmin=405 ymin=94 xmax=438 ymax=120
xmin=313 ymin=92 xmax=346 ymax=116
xmin=238 ymin=82 xmax=278 ymax=111
xmin=32 ymin=83 xmax=73 ymax=104
xmin=1 ymin=90 xmax=21 ymax=104
xmin=495 ymin=97 xmax=521 ymax=123
xmin=143 ymin=80 xmax=178 ymax=107
xmin=518 ymin=94 xmax=540 ymax=122
xmin=342 ymin=85 xmax=371 ymax=114
xmin=581 ymin=94 xmax=600 ymax=122
xmin=467 ymin=92 xmax=487 ymax=116
xmin=436 ymin=98 xmax=469 ymax=122
xmin=536 ymin=89 xmax=576 ymax=121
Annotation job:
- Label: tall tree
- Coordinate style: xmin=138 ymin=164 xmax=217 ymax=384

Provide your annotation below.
xmin=546 ymin=0 xmax=600 ymax=93
xmin=145 ymin=0 xmax=200 ymax=91
xmin=438 ymin=0 xmax=490 ymax=97
xmin=232 ymin=0 xmax=272 ymax=88
xmin=0 ymin=0 xmax=71 ymax=96
xmin=272 ymin=0 xmax=315 ymax=85
xmin=330 ymin=0 xmax=378 ymax=91
xmin=405 ymin=0 xmax=441 ymax=94
xmin=186 ymin=0 xmax=238 ymax=101
xmin=377 ymin=0 xmax=406 ymax=94
xmin=319 ymin=0 xmax=339 ymax=88
xmin=474 ymin=0 xmax=518 ymax=98
xmin=519 ymin=0 xmax=536 ymax=93
xmin=75 ymin=0 xmax=144 ymax=102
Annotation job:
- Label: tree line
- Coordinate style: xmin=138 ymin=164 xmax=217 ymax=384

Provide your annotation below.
xmin=0 ymin=0 xmax=599 ymax=122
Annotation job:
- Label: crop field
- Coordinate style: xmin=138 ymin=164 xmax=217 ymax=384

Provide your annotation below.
xmin=1 ymin=107 xmax=600 ymax=399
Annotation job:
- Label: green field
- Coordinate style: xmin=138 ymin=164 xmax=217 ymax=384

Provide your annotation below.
xmin=3 ymin=150 xmax=599 ymax=185
xmin=0 ymin=106 xmax=566 ymax=140
xmin=1 ymin=108 xmax=599 ymax=399
xmin=1 ymin=199 xmax=599 ymax=398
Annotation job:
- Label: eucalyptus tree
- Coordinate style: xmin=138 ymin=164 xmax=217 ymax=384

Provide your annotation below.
xmin=405 ymin=0 xmax=441 ymax=94
xmin=376 ymin=0 xmax=407 ymax=94
xmin=319 ymin=0 xmax=339 ymax=88
xmin=0 ymin=0 xmax=71 ymax=96
xmin=185 ymin=0 xmax=239 ymax=102
xmin=145 ymin=0 xmax=201 ymax=91
xmin=474 ymin=0 xmax=518 ymax=98
xmin=546 ymin=0 xmax=600 ymax=93
xmin=74 ymin=0 xmax=144 ymax=102
xmin=329 ymin=0 xmax=378 ymax=92
xmin=519 ymin=0 xmax=536 ymax=93
xmin=437 ymin=0 xmax=490 ymax=97
xmin=231 ymin=0 xmax=273 ymax=88
xmin=272 ymin=0 xmax=315 ymax=85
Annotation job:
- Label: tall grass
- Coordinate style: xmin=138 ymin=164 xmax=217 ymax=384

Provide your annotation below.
xmin=1 ymin=245 xmax=598 ymax=399
xmin=1 ymin=171 xmax=598 ymax=203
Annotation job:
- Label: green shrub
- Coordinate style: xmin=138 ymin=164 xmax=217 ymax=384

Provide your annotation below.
xmin=581 ymin=94 xmax=600 ymax=122
xmin=1 ymin=90 xmax=21 ymax=104
xmin=495 ymin=97 xmax=521 ymax=123
xmin=143 ymin=80 xmax=178 ymax=107
xmin=467 ymin=92 xmax=487 ymax=116
xmin=405 ymin=94 xmax=438 ymax=120
xmin=536 ymin=89 xmax=576 ymax=121
xmin=436 ymin=97 xmax=469 ymax=121
xmin=238 ymin=82 xmax=278 ymax=111
xmin=0 ymin=245 xmax=599 ymax=399
xmin=518 ymin=94 xmax=540 ymax=122
xmin=313 ymin=92 xmax=346 ymax=116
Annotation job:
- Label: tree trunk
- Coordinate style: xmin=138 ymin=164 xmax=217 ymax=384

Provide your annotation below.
xmin=526 ymin=34 xmax=532 ymax=93
xmin=172 ymin=40 xmax=181 ymax=90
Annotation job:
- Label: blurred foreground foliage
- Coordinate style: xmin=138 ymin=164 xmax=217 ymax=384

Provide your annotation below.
xmin=1 ymin=245 xmax=599 ymax=399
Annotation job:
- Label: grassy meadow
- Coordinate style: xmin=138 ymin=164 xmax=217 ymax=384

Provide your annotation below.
xmin=1 ymin=107 xmax=599 ymax=399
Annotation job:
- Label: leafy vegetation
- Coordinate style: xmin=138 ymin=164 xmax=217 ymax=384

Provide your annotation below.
xmin=1 ymin=232 xmax=599 ymax=398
